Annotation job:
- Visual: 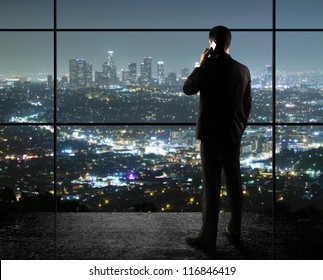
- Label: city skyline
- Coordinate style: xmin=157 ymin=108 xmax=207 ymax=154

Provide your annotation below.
xmin=1 ymin=31 xmax=323 ymax=78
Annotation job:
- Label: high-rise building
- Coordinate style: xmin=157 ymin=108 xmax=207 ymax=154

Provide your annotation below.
xmin=122 ymin=63 xmax=137 ymax=86
xmin=121 ymin=69 xmax=130 ymax=85
xmin=69 ymin=59 xmax=92 ymax=88
xmin=265 ymin=65 xmax=272 ymax=88
xmin=95 ymin=70 xmax=104 ymax=87
xmin=139 ymin=57 xmax=152 ymax=84
xmin=128 ymin=63 xmax=137 ymax=84
xmin=47 ymin=75 xmax=53 ymax=88
xmin=181 ymin=68 xmax=190 ymax=80
xmin=165 ymin=72 xmax=177 ymax=86
xmin=157 ymin=61 xmax=165 ymax=85
xmin=102 ymin=51 xmax=117 ymax=87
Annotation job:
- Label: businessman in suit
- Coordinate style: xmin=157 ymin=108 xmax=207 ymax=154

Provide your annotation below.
xmin=183 ymin=26 xmax=252 ymax=249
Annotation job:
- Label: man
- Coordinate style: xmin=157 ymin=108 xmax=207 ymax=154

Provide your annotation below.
xmin=183 ymin=25 xmax=252 ymax=249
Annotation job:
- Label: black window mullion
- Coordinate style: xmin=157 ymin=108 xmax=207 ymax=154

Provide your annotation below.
xmin=53 ymin=0 xmax=58 ymax=260
xmin=272 ymin=0 xmax=277 ymax=260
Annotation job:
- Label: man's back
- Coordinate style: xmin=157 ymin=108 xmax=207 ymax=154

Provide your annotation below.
xmin=183 ymin=52 xmax=252 ymax=144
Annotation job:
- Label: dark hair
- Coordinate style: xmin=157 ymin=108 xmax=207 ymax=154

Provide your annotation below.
xmin=209 ymin=26 xmax=231 ymax=50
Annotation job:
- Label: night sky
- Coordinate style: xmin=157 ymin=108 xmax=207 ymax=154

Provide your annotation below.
xmin=0 ymin=0 xmax=322 ymax=76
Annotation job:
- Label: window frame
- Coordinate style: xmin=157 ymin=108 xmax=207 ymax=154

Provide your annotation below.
xmin=1 ymin=0 xmax=323 ymax=260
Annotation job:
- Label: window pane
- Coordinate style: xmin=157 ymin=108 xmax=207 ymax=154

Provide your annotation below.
xmin=275 ymin=126 xmax=323 ymax=259
xmin=0 ymin=126 xmax=54 ymax=211
xmin=57 ymin=126 xmax=272 ymax=213
xmin=276 ymin=126 xmax=323 ymax=211
xmin=0 ymin=0 xmax=53 ymax=29
xmin=57 ymin=0 xmax=271 ymax=29
xmin=232 ymin=32 xmax=272 ymax=123
xmin=276 ymin=32 xmax=323 ymax=123
xmin=57 ymin=32 xmax=271 ymax=123
xmin=0 ymin=125 xmax=54 ymax=259
xmin=277 ymin=0 xmax=323 ymax=28
xmin=0 ymin=32 xmax=54 ymax=123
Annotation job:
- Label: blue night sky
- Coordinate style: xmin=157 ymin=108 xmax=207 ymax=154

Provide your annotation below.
xmin=0 ymin=0 xmax=322 ymax=76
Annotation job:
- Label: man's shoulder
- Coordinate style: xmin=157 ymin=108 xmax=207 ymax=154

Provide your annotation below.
xmin=231 ymin=58 xmax=249 ymax=71
xmin=230 ymin=59 xmax=250 ymax=78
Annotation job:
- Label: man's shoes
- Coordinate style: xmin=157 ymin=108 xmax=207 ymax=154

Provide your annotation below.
xmin=185 ymin=236 xmax=216 ymax=251
xmin=225 ymin=227 xmax=241 ymax=244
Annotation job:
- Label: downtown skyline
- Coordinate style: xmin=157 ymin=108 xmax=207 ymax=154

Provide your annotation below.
xmin=1 ymin=31 xmax=323 ymax=79
xmin=1 ymin=0 xmax=323 ymax=77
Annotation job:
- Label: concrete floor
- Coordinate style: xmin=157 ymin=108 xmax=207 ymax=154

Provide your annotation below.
xmin=1 ymin=212 xmax=322 ymax=260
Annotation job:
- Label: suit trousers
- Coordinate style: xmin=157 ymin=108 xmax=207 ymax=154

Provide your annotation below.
xmin=199 ymin=141 xmax=243 ymax=242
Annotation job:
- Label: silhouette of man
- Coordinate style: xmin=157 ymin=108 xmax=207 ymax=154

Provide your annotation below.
xmin=183 ymin=26 xmax=252 ymax=249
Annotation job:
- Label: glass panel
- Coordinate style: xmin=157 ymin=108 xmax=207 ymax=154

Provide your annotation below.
xmin=57 ymin=126 xmax=272 ymax=213
xmin=275 ymin=126 xmax=323 ymax=259
xmin=57 ymin=0 xmax=271 ymax=29
xmin=0 ymin=32 xmax=54 ymax=123
xmin=57 ymin=31 xmax=271 ymax=123
xmin=0 ymin=126 xmax=54 ymax=259
xmin=276 ymin=32 xmax=323 ymax=123
xmin=277 ymin=0 xmax=323 ymax=28
xmin=241 ymin=126 xmax=273 ymax=213
xmin=0 ymin=126 xmax=54 ymax=211
xmin=0 ymin=0 xmax=53 ymax=29
xmin=276 ymin=126 xmax=323 ymax=211
xmin=232 ymin=32 xmax=272 ymax=123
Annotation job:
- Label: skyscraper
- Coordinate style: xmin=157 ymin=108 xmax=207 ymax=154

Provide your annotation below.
xmin=165 ymin=72 xmax=177 ymax=86
xmin=69 ymin=59 xmax=93 ymax=88
xmin=157 ymin=61 xmax=165 ymax=85
xmin=122 ymin=63 xmax=137 ymax=86
xmin=139 ymin=57 xmax=152 ymax=85
xmin=181 ymin=68 xmax=190 ymax=80
xmin=265 ymin=64 xmax=272 ymax=88
xmin=47 ymin=75 xmax=53 ymax=88
xmin=128 ymin=62 xmax=137 ymax=84
xmin=102 ymin=51 xmax=117 ymax=87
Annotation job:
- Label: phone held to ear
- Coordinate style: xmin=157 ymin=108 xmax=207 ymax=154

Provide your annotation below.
xmin=210 ymin=41 xmax=216 ymax=51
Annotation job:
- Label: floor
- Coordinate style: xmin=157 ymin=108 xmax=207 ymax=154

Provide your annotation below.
xmin=0 ymin=212 xmax=322 ymax=260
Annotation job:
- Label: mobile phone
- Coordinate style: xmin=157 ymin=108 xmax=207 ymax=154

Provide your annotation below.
xmin=210 ymin=41 xmax=216 ymax=50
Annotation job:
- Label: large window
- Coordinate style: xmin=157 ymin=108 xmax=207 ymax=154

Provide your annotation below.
xmin=1 ymin=0 xmax=322 ymax=259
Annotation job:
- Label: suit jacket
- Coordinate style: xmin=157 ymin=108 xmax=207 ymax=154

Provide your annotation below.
xmin=183 ymin=52 xmax=252 ymax=145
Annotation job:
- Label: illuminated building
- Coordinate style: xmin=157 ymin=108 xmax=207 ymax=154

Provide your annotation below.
xmin=47 ymin=75 xmax=53 ymax=88
xmin=139 ymin=57 xmax=152 ymax=84
xmin=122 ymin=62 xmax=137 ymax=85
xmin=69 ymin=59 xmax=93 ymax=88
xmin=128 ymin=63 xmax=137 ymax=84
xmin=102 ymin=51 xmax=117 ymax=87
xmin=265 ymin=64 xmax=272 ymax=87
xmin=181 ymin=68 xmax=190 ymax=80
xmin=165 ymin=72 xmax=177 ymax=86
xmin=157 ymin=61 xmax=165 ymax=85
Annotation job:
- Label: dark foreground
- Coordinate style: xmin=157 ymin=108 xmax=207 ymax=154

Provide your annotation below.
xmin=0 ymin=212 xmax=322 ymax=260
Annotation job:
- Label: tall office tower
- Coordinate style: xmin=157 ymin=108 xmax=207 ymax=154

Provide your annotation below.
xmin=102 ymin=51 xmax=117 ymax=87
xmin=85 ymin=63 xmax=93 ymax=86
xmin=128 ymin=63 xmax=137 ymax=84
xmin=47 ymin=75 xmax=53 ymax=88
xmin=95 ymin=70 xmax=104 ymax=87
xmin=139 ymin=57 xmax=152 ymax=84
xmin=157 ymin=61 xmax=165 ymax=85
xmin=181 ymin=68 xmax=190 ymax=80
xmin=122 ymin=69 xmax=131 ymax=85
xmin=265 ymin=64 xmax=272 ymax=87
xmin=165 ymin=72 xmax=177 ymax=86
xmin=69 ymin=59 xmax=93 ymax=88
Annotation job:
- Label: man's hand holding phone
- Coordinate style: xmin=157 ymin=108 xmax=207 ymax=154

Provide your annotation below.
xmin=198 ymin=41 xmax=216 ymax=66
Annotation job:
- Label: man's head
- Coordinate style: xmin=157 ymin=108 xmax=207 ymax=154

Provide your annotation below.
xmin=209 ymin=26 xmax=231 ymax=52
